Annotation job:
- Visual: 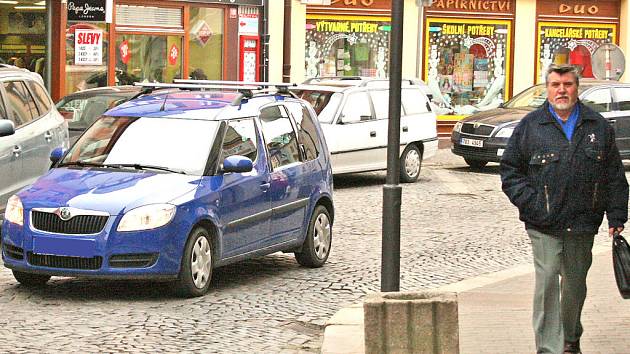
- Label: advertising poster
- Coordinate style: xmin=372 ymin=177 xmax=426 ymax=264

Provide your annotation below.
xmin=74 ymin=29 xmax=103 ymax=65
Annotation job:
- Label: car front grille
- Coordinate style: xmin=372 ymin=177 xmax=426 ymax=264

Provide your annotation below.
xmin=28 ymin=252 xmax=102 ymax=270
xmin=109 ymin=253 xmax=159 ymax=268
xmin=461 ymin=123 xmax=495 ymax=137
xmin=31 ymin=211 xmax=108 ymax=235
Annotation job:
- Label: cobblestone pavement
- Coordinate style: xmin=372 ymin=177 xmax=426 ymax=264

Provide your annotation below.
xmin=0 ymin=149 xmax=621 ymax=353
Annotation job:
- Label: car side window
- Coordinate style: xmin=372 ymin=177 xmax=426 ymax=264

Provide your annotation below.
xmin=259 ymin=105 xmax=301 ymax=170
xmin=0 ymin=91 xmax=6 ymax=120
xmin=27 ymin=80 xmax=52 ymax=115
xmin=402 ymin=88 xmax=430 ymax=114
xmin=3 ymin=81 xmax=39 ymax=127
xmin=613 ymin=87 xmax=630 ymax=111
xmin=341 ymin=92 xmax=372 ymax=123
xmin=582 ymin=89 xmax=612 ymax=113
xmin=221 ymin=118 xmax=258 ymax=162
xmin=285 ymin=102 xmax=321 ymax=161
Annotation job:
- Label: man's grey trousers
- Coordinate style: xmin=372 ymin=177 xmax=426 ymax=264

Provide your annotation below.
xmin=527 ymin=229 xmax=595 ymax=354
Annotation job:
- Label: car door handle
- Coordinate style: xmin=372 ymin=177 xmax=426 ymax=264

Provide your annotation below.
xmin=44 ymin=131 xmax=53 ymax=142
xmin=370 ymin=131 xmax=376 ymax=137
xmin=402 ymin=126 xmax=408 ymax=132
xmin=260 ymin=182 xmax=271 ymax=191
xmin=12 ymin=145 xmax=22 ymax=156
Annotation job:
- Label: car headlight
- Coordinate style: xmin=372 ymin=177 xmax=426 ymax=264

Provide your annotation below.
xmin=453 ymin=121 xmax=463 ymax=133
xmin=5 ymin=195 xmax=24 ymax=226
xmin=495 ymin=127 xmax=514 ymax=138
xmin=117 ymin=204 xmax=176 ymax=232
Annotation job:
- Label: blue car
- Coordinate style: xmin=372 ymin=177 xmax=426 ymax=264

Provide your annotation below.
xmin=2 ymin=82 xmax=334 ymax=297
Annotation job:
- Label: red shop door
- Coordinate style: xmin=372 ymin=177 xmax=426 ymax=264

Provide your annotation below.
xmin=239 ymin=36 xmax=260 ymax=82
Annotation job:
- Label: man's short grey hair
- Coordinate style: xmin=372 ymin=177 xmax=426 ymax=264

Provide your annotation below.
xmin=545 ymin=64 xmax=580 ymax=86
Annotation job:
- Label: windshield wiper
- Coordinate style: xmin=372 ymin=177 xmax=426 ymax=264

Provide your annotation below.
xmin=58 ymin=160 xmax=110 ymax=168
xmin=112 ymin=163 xmax=187 ymax=175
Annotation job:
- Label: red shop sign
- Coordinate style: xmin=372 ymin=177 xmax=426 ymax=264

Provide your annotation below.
xmin=119 ymin=40 xmax=130 ymax=64
xmin=168 ymin=44 xmax=179 ymax=65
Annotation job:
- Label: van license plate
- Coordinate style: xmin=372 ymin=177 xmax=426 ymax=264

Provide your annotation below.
xmin=460 ymin=138 xmax=483 ymax=147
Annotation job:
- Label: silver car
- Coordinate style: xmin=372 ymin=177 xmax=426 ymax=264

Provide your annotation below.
xmin=0 ymin=65 xmax=69 ymax=216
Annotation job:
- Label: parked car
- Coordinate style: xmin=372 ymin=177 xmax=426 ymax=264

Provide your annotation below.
xmin=2 ymin=82 xmax=334 ymax=297
xmin=56 ymin=85 xmax=142 ymax=142
xmin=292 ymin=77 xmax=438 ymax=182
xmin=0 ymin=64 xmax=69 ymax=219
xmin=451 ymin=79 xmax=630 ymax=168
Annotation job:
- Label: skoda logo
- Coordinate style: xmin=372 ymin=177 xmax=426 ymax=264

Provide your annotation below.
xmin=473 ymin=122 xmax=481 ymax=129
xmin=58 ymin=207 xmax=72 ymax=221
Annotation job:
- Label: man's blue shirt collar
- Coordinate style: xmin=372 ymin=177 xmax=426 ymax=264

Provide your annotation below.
xmin=548 ymin=103 xmax=580 ymax=141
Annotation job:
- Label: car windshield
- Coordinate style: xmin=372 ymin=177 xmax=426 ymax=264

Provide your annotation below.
xmin=56 ymin=93 xmax=135 ymax=130
xmin=504 ymin=84 xmax=592 ymax=109
xmin=295 ymin=90 xmax=342 ymax=123
xmin=60 ymin=116 xmax=220 ymax=175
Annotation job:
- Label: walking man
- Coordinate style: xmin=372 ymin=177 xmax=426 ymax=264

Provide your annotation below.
xmin=500 ymin=64 xmax=628 ymax=354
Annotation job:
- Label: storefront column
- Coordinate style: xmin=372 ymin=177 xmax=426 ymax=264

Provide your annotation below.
xmin=267 ymin=0 xmax=284 ymax=82
xmin=513 ymin=0 xmax=535 ymax=94
xmin=620 ymin=0 xmax=629 ymax=82
xmin=402 ymin=0 xmax=419 ymax=79
xmin=289 ymin=0 xmax=306 ymax=82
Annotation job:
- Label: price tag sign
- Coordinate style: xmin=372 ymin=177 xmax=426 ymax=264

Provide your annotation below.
xmin=74 ymin=29 xmax=103 ymax=66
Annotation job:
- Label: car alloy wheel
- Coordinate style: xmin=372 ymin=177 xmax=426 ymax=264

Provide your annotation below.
xmin=295 ymin=205 xmax=332 ymax=268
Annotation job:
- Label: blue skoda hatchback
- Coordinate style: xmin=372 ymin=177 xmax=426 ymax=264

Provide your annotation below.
xmin=2 ymin=82 xmax=334 ymax=297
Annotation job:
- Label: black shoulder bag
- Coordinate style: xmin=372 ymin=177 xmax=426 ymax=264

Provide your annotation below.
xmin=613 ymin=231 xmax=630 ymax=299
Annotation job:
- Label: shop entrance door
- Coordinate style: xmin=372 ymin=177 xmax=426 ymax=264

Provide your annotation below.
xmin=239 ymin=36 xmax=259 ymax=82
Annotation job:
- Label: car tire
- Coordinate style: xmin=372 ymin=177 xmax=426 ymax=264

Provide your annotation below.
xmin=400 ymin=144 xmax=422 ymax=183
xmin=464 ymin=158 xmax=488 ymax=169
xmin=175 ymin=227 xmax=213 ymax=298
xmin=12 ymin=270 xmax=50 ymax=286
xmin=295 ymin=205 xmax=332 ymax=268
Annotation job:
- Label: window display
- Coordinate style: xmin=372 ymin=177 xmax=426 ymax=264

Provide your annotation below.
xmin=188 ymin=7 xmax=224 ymax=80
xmin=65 ymin=22 xmax=108 ymax=94
xmin=424 ymin=18 xmax=511 ymax=117
xmin=115 ymin=35 xmax=182 ymax=85
xmin=305 ymin=17 xmax=390 ymax=78
xmin=536 ymin=22 xmax=616 ymax=83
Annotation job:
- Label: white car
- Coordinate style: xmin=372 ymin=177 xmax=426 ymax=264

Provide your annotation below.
xmin=0 ymin=64 xmax=69 ymax=216
xmin=294 ymin=77 xmax=438 ymax=182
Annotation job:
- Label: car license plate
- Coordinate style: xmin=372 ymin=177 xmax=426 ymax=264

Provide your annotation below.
xmin=460 ymin=138 xmax=483 ymax=148
xmin=33 ymin=236 xmax=96 ymax=257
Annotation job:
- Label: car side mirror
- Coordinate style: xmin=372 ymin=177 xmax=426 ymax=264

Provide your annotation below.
xmin=222 ymin=155 xmax=253 ymax=173
xmin=0 ymin=120 xmax=15 ymax=137
xmin=50 ymin=147 xmax=66 ymax=165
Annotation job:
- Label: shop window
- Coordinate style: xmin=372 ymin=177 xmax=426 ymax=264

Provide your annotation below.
xmin=614 ymin=88 xmax=630 ymax=112
xmin=305 ymin=18 xmax=390 ymax=78
xmin=188 ymin=7 xmax=224 ymax=80
xmin=582 ymin=89 xmax=611 ymax=113
xmin=116 ymin=5 xmax=183 ymax=29
xmin=259 ymin=106 xmax=301 ymax=169
xmin=65 ymin=22 xmax=108 ymax=94
xmin=425 ymin=18 xmax=511 ymax=117
xmin=0 ymin=5 xmax=47 ymax=83
xmin=115 ymin=35 xmax=183 ymax=85
xmin=537 ymin=22 xmax=616 ymax=83
xmin=3 ymin=81 xmax=39 ymax=127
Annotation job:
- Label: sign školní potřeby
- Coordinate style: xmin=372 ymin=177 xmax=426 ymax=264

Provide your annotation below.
xmin=67 ymin=0 xmax=107 ymax=22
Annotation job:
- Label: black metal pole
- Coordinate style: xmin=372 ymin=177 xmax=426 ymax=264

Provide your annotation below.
xmin=381 ymin=0 xmax=404 ymax=292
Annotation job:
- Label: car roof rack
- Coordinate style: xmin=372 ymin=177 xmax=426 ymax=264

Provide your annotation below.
xmin=303 ymin=76 xmax=364 ymax=84
xmin=174 ymin=79 xmax=298 ymax=95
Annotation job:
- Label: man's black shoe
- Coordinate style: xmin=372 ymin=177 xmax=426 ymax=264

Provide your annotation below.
xmin=563 ymin=340 xmax=581 ymax=353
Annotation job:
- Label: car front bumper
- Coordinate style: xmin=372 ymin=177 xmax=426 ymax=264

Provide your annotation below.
xmin=1 ymin=216 xmax=186 ymax=279
xmin=450 ymin=132 xmax=508 ymax=162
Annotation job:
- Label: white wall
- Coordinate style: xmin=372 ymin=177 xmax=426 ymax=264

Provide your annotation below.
xmin=513 ymin=0 xmax=536 ymax=94
xmin=267 ymin=0 xmax=285 ymax=82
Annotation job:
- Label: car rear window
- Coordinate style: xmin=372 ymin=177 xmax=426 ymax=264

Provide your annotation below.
xmin=27 ymin=80 xmax=52 ymax=114
xmin=3 ymin=81 xmax=39 ymax=126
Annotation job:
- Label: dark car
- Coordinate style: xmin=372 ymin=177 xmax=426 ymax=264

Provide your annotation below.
xmin=451 ymin=79 xmax=630 ymax=168
xmin=55 ymin=86 xmax=142 ymax=142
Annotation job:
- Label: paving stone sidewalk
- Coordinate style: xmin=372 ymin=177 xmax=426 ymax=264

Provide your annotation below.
xmin=322 ymin=245 xmax=630 ymax=354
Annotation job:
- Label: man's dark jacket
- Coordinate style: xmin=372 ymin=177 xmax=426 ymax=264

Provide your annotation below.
xmin=500 ymin=100 xmax=628 ymax=235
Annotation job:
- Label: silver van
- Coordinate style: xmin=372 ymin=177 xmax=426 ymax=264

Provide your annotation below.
xmin=0 ymin=65 xmax=69 ymax=216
